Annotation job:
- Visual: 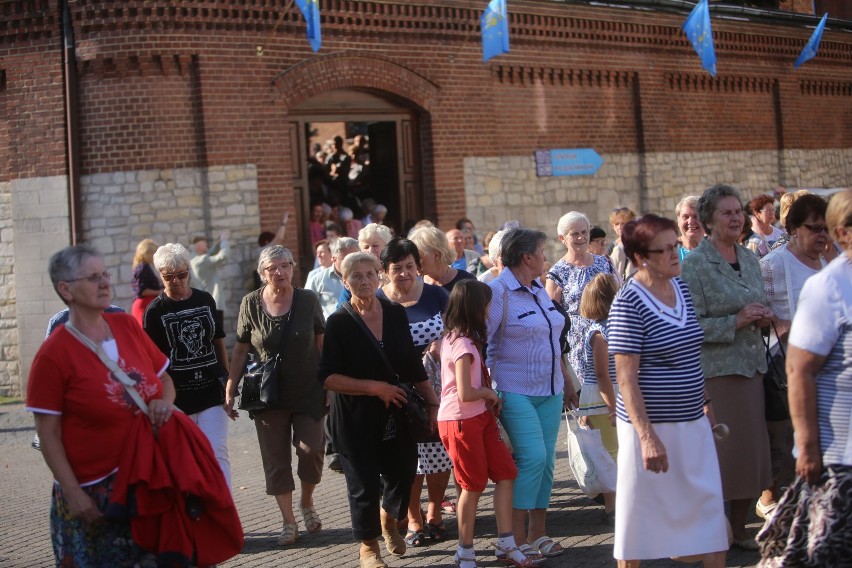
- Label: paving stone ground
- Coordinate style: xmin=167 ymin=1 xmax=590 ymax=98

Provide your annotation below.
xmin=0 ymin=401 xmax=762 ymax=567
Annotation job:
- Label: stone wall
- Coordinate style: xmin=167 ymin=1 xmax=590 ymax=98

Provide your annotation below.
xmin=80 ymin=164 xmax=261 ymax=349
xmin=0 ymin=181 xmax=17 ymax=397
xmin=464 ymin=148 xmax=852 ymax=260
xmin=7 ymin=176 xmax=71 ymax=398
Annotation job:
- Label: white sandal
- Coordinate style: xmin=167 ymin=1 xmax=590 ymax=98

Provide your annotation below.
xmin=530 ymin=536 xmax=563 ymax=557
xmin=299 ymin=504 xmax=322 ymax=533
xmin=276 ymin=522 xmax=299 ymax=546
xmin=454 ymin=551 xmax=477 ymax=568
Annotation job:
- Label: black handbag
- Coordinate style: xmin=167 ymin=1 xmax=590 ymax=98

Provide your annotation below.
xmin=762 ymin=323 xmax=789 ymax=422
xmin=342 ymin=302 xmax=433 ymax=442
xmin=238 ymin=293 xmax=296 ymax=412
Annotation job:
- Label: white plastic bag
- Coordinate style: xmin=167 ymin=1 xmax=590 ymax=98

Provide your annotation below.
xmin=564 ymin=413 xmax=617 ymax=497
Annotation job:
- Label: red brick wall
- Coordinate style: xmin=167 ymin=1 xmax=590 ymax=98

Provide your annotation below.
xmin=4 ymin=0 xmax=852 ymax=250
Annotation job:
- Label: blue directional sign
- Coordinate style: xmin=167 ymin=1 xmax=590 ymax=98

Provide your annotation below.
xmin=534 ymin=148 xmax=603 ymax=177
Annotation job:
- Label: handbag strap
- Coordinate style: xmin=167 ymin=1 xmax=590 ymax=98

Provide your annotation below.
xmin=262 ymin=286 xmax=298 ymax=360
xmin=64 ymin=321 xmax=150 ymax=416
xmin=342 ymin=301 xmax=398 ymax=384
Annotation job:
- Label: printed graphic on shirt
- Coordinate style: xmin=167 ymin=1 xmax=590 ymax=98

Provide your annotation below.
xmin=104 ymin=361 xmax=160 ymax=410
xmin=161 ymin=307 xmax=217 ymax=371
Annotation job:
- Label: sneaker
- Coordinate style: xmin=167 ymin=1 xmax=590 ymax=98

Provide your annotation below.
xmin=755 ymin=499 xmax=777 ymax=520
xmin=328 ymin=455 xmax=343 ymax=473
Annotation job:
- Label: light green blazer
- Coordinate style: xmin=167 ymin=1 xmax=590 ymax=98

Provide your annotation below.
xmin=680 ymin=238 xmax=768 ymax=379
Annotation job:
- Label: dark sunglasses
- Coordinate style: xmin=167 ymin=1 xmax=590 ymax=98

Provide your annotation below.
xmin=801 ymin=223 xmax=828 ymax=234
xmin=161 ymin=271 xmax=189 ymax=282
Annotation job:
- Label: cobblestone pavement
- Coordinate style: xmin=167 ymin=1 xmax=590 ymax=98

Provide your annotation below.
xmin=0 ymin=401 xmax=762 ymax=567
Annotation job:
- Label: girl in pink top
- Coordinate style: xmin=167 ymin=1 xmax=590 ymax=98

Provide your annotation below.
xmin=438 ymin=280 xmax=532 ymax=568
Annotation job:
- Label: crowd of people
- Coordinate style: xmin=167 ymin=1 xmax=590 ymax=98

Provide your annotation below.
xmin=25 ymin=185 xmax=852 ymax=568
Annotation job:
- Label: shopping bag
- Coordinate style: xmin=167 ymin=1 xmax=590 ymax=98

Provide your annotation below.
xmin=564 ymin=412 xmax=617 ymax=497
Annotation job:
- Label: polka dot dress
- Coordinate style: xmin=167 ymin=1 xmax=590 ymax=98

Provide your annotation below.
xmin=416 ymin=441 xmax=453 ymax=474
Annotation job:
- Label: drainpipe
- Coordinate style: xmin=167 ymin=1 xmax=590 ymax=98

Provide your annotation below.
xmin=61 ymin=0 xmax=82 ymax=245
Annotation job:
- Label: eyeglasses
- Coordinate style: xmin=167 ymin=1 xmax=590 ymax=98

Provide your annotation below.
xmin=801 ymin=223 xmax=829 ymax=234
xmin=161 ymin=271 xmax=189 ymax=282
xmin=646 ymin=244 xmax=679 ymax=255
xmin=65 ymin=271 xmax=111 ymax=284
xmin=264 ymin=262 xmax=294 ymax=274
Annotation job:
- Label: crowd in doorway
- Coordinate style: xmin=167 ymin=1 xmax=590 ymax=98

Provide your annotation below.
xmin=24 ymin=184 xmax=852 ymax=568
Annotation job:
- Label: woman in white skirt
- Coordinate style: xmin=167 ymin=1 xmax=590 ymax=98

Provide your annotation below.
xmin=608 ymin=214 xmax=728 ymax=567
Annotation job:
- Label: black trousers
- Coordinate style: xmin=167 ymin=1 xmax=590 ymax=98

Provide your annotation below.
xmin=339 ymin=435 xmax=418 ymax=541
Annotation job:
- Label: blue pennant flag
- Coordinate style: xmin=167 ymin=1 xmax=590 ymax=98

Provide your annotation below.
xmin=295 ymin=0 xmax=321 ymax=52
xmin=681 ymin=0 xmax=716 ymax=77
xmin=481 ymin=0 xmax=509 ymax=62
xmin=794 ymin=13 xmax=828 ymax=68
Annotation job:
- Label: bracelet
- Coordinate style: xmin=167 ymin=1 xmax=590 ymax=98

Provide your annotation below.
xmin=704 ymin=398 xmax=712 ymax=406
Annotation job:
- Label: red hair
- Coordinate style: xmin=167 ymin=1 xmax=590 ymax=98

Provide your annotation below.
xmin=622 ymin=214 xmax=678 ymax=265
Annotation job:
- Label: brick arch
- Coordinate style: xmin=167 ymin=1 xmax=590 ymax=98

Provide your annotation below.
xmin=272 ymin=52 xmax=440 ymax=112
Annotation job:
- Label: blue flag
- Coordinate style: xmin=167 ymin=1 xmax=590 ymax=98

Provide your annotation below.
xmin=481 ymin=0 xmax=509 ymax=62
xmin=295 ymin=0 xmax=321 ymax=52
xmin=794 ymin=13 xmax=828 ymax=68
xmin=682 ymin=0 xmax=716 ymax=77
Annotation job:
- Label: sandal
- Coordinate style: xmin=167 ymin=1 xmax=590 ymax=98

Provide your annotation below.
xmin=454 ymin=550 xmax=477 ymax=568
xmin=276 ymin=522 xmax=299 ymax=546
xmin=495 ymin=544 xmax=535 ymax=567
xmin=404 ymin=529 xmax=428 ymax=547
xmin=381 ymin=527 xmax=406 ymax=556
xmin=427 ymin=521 xmax=449 ymax=542
xmin=299 ymin=504 xmax=322 ymax=533
xmin=530 ymin=536 xmax=563 ymax=557
xmin=442 ymin=496 xmax=457 ymax=515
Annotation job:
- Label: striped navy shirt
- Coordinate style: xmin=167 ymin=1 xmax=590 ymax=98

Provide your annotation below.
xmin=788 ymin=255 xmax=852 ymax=466
xmin=582 ymin=321 xmax=616 ymax=389
xmin=608 ymin=278 xmax=706 ymax=424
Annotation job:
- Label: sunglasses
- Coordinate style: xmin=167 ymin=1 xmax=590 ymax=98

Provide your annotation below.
xmin=801 ymin=223 xmax=828 ymax=234
xmin=161 ymin=271 xmax=189 ymax=282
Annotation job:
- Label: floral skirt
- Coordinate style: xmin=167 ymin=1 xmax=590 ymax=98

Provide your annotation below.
xmin=757 ymin=465 xmax=852 ymax=567
xmin=51 ymin=474 xmax=157 ymax=568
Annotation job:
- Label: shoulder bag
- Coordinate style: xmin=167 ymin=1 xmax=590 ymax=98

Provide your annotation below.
xmin=342 ymin=301 xmax=433 ymax=442
xmin=238 ymin=291 xmax=297 ymax=412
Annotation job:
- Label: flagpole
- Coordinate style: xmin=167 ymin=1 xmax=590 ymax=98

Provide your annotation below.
xmin=257 ymin=0 xmax=297 ymax=55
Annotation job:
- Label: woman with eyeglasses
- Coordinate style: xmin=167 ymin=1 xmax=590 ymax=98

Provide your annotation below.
xmin=756 ymin=194 xmax=829 ymax=519
xmin=142 ymin=243 xmax=232 ymax=486
xmin=130 ymin=238 xmax=163 ymax=326
xmin=746 ymin=195 xmax=785 ymax=258
xmin=26 ymin=244 xmax=176 ymax=566
xmin=681 ymin=184 xmax=774 ymax=549
xmin=224 ymin=245 xmax=327 ymax=547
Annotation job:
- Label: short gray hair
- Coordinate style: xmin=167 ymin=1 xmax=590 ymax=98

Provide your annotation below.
xmin=340 ymin=251 xmax=381 ymax=280
xmin=557 ymin=211 xmax=590 ymax=238
xmin=697 ymin=184 xmax=743 ymax=235
xmin=153 ymin=243 xmax=191 ymax=273
xmin=501 ymin=228 xmax=547 ymax=268
xmin=358 ymin=223 xmax=392 ymax=246
xmin=331 ymin=237 xmax=358 ymax=256
xmin=675 ymin=195 xmax=700 ymax=218
xmin=488 ymin=230 xmax=507 ymax=265
xmin=48 ymin=244 xmax=102 ymax=303
xmin=257 ymin=245 xmax=295 ymax=284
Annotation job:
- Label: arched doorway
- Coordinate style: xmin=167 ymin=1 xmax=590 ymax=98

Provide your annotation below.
xmin=286 ymin=88 xmax=426 ymax=266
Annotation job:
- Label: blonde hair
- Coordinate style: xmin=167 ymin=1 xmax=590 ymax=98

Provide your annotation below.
xmin=408 ymin=226 xmax=454 ymax=265
xmin=826 ymin=189 xmax=852 ymax=241
xmin=579 ymin=273 xmax=620 ymax=322
xmin=778 ymin=189 xmax=811 ymax=228
xmin=340 ymin=251 xmax=381 ymax=280
xmin=133 ymin=239 xmax=159 ymax=269
xmin=608 ymin=207 xmax=636 ymax=227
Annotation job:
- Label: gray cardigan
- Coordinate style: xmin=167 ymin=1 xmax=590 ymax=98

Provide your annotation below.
xmin=680 ymin=238 xmax=768 ymax=380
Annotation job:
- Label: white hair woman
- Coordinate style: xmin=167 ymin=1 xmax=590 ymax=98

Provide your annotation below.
xmin=320 ymin=252 xmax=440 ymax=568
xmin=143 ymin=242 xmax=231 ymax=485
xmin=545 ymin=211 xmax=615 ymax=386
xmin=408 ymin=226 xmax=476 ymax=293
xmin=358 ymin=223 xmax=393 ymax=259
xmin=224 ymin=245 xmax=327 ymax=547
xmin=675 ymin=196 xmax=705 ymax=261
xmin=478 ymin=229 xmax=507 ymax=284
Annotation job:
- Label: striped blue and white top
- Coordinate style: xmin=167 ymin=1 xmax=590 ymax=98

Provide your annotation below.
xmin=608 ymin=277 xmax=706 ymax=424
xmin=788 ymin=255 xmax=852 ymax=466
xmin=582 ymin=321 xmax=616 ymax=388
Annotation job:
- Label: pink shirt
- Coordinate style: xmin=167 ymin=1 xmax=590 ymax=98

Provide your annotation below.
xmin=438 ymin=332 xmax=488 ymax=421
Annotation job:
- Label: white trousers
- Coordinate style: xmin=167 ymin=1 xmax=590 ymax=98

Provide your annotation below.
xmin=188 ymin=405 xmax=231 ymax=489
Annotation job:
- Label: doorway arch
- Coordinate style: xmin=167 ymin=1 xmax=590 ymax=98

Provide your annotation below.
xmin=275 ymin=54 xmax=439 ymax=267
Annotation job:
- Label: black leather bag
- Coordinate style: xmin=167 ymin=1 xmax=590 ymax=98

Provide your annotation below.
xmin=238 ymin=293 xmax=297 ymax=412
xmin=238 ymin=354 xmax=282 ymax=411
xmin=342 ymin=302 xmax=433 ymax=442
xmin=762 ymin=325 xmax=789 ymax=422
